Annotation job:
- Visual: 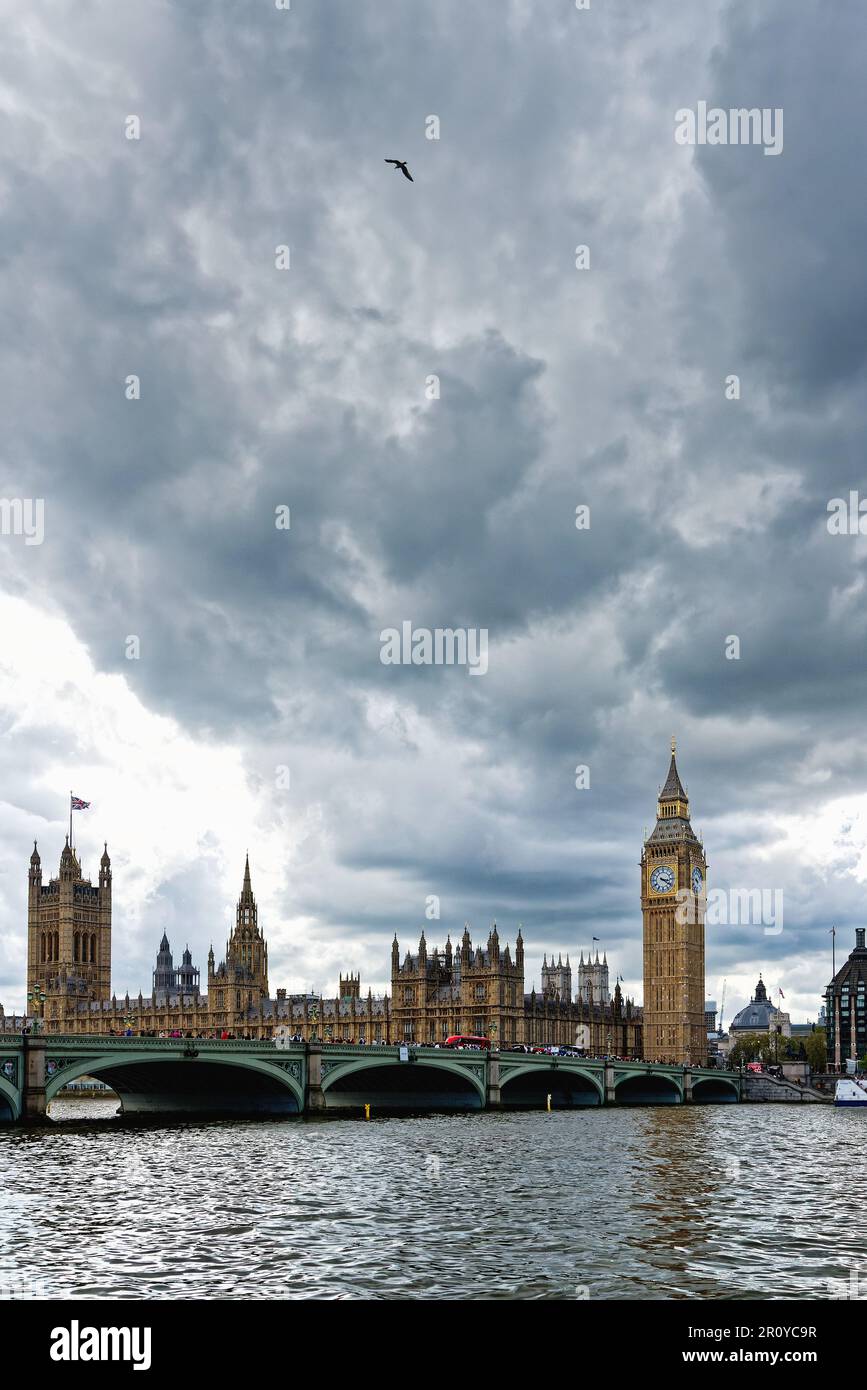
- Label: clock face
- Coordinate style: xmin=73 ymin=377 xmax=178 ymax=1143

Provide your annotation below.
xmin=692 ymin=867 xmax=704 ymax=894
xmin=650 ymin=865 xmax=675 ymax=894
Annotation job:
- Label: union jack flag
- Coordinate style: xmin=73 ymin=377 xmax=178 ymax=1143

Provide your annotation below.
xmin=71 ymin=795 xmax=91 ymax=810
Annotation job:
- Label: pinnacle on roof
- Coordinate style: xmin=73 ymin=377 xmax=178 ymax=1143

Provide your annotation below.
xmin=660 ymin=737 xmax=688 ymax=801
xmin=240 ymin=853 xmax=254 ymax=901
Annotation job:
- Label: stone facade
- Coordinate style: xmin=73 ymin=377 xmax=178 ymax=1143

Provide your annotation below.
xmin=388 ymin=927 xmax=641 ymax=1053
xmin=21 ymin=838 xmax=643 ymax=1054
xmin=390 ymin=925 xmax=525 ymax=1046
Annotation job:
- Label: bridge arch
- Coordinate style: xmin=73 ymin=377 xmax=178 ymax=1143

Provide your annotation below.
xmin=614 ymin=1071 xmax=683 ymax=1105
xmin=691 ymin=1074 xmax=739 ymax=1103
xmin=45 ymin=1050 xmax=303 ymax=1118
xmin=320 ymin=1054 xmax=486 ymax=1111
xmin=499 ymin=1064 xmax=603 ymax=1108
xmin=0 ymin=1074 xmax=19 ymax=1123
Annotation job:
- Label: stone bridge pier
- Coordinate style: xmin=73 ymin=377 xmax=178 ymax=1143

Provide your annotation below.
xmin=23 ymin=1035 xmax=47 ymax=1123
xmin=306 ymin=1042 xmax=327 ymax=1112
xmin=487 ymin=1052 xmax=501 ymax=1109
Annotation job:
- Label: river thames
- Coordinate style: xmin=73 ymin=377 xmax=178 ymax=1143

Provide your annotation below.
xmin=0 ymin=1102 xmax=863 ymax=1300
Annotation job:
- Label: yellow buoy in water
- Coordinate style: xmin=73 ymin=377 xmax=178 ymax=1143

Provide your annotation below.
xmin=546 ymin=1093 xmax=552 ymax=1112
xmin=364 ymin=1103 xmax=371 ymax=1119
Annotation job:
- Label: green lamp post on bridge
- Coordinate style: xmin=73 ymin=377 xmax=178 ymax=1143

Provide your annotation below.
xmin=27 ymin=988 xmax=47 ymax=1035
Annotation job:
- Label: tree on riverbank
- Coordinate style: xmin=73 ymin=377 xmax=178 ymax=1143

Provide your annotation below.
xmin=728 ymin=1028 xmax=827 ymax=1071
xmin=728 ymin=1034 xmax=774 ymax=1066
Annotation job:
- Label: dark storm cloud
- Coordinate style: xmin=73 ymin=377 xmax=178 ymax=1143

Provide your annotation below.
xmin=1 ymin=0 xmax=865 ymax=1019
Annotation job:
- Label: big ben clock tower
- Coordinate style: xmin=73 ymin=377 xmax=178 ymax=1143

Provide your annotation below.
xmin=641 ymin=739 xmax=707 ymax=1065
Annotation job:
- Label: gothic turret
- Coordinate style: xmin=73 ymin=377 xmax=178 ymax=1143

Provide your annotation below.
xmin=29 ymin=842 xmax=41 ymax=893
xmin=59 ymin=836 xmax=79 ymax=880
xmin=219 ymin=857 xmax=269 ymax=1002
xmin=153 ymin=932 xmax=176 ymax=1002
xmin=461 ymin=925 xmax=472 ymax=966
xmin=176 ymin=944 xmax=200 ymax=998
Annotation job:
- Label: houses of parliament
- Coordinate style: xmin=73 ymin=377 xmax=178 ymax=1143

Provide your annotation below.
xmin=9 ymin=744 xmax=708 ymax=1064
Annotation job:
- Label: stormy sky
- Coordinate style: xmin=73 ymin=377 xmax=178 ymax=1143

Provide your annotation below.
xmin=1 ymin=0 xmax=865 ymax=1024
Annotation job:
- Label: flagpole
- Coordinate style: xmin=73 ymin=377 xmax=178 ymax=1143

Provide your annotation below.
xmin=69 ymin=791 xmax=73 ymax=849
xmin=831 ymin=925 xmax=836 ymax=981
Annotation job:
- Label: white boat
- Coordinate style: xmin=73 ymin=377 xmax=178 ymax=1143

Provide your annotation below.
xmin=834 ymin=1077 xmax=867 ymax=1107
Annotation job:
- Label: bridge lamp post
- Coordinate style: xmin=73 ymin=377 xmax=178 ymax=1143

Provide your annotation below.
xmin=309 ymin=1005 xmax=319 ymax=1042
xmin=489 ymin=1022 xmax=498 ymax=1052
xmin=27 ymin=989 xmax=47 ymax=1035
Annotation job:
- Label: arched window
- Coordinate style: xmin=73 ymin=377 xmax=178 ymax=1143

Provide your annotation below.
xmin=74 ymin=933 xmax=80 ymax=962
xmin=41 ymin=933 xmax=46 ymax=963
xmin=54 ymin=931 xmax=59 ymax=960
xmin=90 ymin=935 xmax=96 ymax=963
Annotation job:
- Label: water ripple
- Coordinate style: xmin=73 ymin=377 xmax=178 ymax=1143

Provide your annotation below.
xmin=0 ymin=1100 xmax=863 ymax=1299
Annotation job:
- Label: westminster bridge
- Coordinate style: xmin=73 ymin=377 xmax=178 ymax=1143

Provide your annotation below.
xmin=0 ymin=1034 xmax=743 ymax=1122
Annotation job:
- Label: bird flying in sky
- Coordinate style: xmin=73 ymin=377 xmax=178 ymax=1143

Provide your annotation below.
xmin=384 ymin=159 xmax=413 ymax=181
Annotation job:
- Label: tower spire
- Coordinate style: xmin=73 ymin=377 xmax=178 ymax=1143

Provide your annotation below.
xmin=660 ymin=745 xmax=687 ymax=802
